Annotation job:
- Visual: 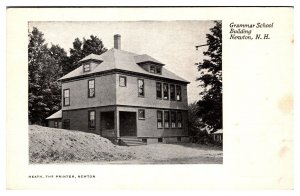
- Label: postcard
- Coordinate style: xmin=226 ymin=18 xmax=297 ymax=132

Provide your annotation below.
xmin=6 ymin=7 xmax=293 ymax=190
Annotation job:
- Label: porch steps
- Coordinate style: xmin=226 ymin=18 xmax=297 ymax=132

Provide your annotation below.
xmin=118 ymin=137 xmax=147 ymax=146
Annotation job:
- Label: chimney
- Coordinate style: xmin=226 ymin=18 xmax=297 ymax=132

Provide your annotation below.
xmin=114 ymin=34 xmax=121 ymax=49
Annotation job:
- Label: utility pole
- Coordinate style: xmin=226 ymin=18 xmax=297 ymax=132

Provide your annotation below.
xmin=195 ymin=44 xmax=209 ymax=50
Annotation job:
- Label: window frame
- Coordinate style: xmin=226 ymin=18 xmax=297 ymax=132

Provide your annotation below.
xmin=156 ymin=66 xmax=162 ymax=75
xmin=88 ymin=79 xmax=95 ymax=98
xmin=171 ymin=111 xmax=177 ymax=128
xmin=163 ymin=83 xmax=169 ymax=100
xmin=119 ymin=76 xmax=127 ymax=87
xmin=170 ymin=84 xmax=176 ymax=101
xmin=63 ymin=89 xmax=70 ymax=106
xmin=157 ymin=110 xmax=163 ymax=129
xmin=149 ymin=65 xmax=156 ymax=73
xmin=176 ymin=85 xmax=182 ymax=101
xmin=83 ymin=63 xmax=91 ymax=72
xmin=137 ymin=78 xmax=145 ymax=97
xmin=156 ymin=82 xmax=162 ymax=99
xmin=164 ymin=111 xmax=170 ymax=129
xmin=54 ymin=121 xmax=58 ymax=128
xmin=138 ymin=109 xmax=145 ymax=120
xmin=177 ymin=111 xmax=183 ymax=129
xmin=88 ymin=110 xmax=96 ymax=129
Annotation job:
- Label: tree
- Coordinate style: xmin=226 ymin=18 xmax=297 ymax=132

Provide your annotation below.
xmin=28 ymin=27 xmax=67 ymax=125
xmin=65 ymin=35 xmax=107 ymax=75
xmin=196 ymin=21 xmax=222 ymax=131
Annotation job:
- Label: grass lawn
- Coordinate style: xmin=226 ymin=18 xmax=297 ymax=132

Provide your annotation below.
xmin=29 ymin=125 xmax=222 ymax=164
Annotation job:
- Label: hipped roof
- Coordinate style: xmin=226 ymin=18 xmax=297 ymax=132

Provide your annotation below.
xmin=59 ymin=48 xmax=189 ymax=83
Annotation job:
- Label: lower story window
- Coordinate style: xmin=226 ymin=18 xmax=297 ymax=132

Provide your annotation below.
xmin=63 ymin=119 xmax=70 ymax=129
xmin=54 ymin=121 xmax=58 ymax=128
xmin=89 ymin=110 xmax=96 ymax=129
xmin=157 ymin=110 xmax=163 ymax=128
xmin=164 ymin=111 xmax=170 ymax=128
xmin=171 ymin=111 xmax=176 ymax=128
xmin=177 ymin=111 xmax=182 ymax=128
xmin=138 ymin=109 xmax=145 ymax=120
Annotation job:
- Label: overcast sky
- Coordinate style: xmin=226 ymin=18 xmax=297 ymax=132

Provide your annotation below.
xmin=29 ymin=21 xmax=215 ymax=104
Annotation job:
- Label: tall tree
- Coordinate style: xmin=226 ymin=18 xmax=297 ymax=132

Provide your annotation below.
xmin=65 ymin=35 xmax=107 ymax=75
xmin=196 ymin=21 xmax=222 ymax=130
xmin=28 ymin=27 xmax=66 ymax=125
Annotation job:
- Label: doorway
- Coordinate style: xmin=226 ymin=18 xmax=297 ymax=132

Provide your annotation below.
xmin=119 ymin=111 xmax=137 ymax=137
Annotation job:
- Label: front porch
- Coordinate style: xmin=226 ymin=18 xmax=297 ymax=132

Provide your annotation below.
xmin=99 ymin=109 xmax=138 ymax=139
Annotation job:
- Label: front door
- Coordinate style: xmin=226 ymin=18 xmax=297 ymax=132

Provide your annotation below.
xmin=119 ymin=112 xmax=137 ymax=137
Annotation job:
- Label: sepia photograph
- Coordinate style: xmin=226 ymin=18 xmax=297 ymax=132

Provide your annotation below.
xmin=28 ymin=21 xmax=223 ymax=164
xmin=6 ymin=6 xmax=294 ymax=190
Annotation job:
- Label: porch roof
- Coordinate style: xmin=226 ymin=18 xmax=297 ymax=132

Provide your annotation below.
xmin=46 ymin=110 xmax=62 ymax=120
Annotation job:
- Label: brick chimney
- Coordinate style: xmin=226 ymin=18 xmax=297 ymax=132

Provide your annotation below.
xmin=114 ymin=34 xmax=121 ymax=49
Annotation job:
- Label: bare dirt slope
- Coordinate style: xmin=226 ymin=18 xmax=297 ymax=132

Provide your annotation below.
xmin=29 ymin=125 xmax=222 ymax=164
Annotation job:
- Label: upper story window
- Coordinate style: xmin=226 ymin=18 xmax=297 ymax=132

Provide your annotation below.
xmin=176 ymin=85 xmax=182 ymax=101
xmin=83 ymin=64 xmax=91 ymax=72
xmin=156 ymin=67 xmax=162 ymax=74
xmin=156 ymin=82 xmax=162 ymax=99
xmin=88 ymin=110 xmax=96 ymax=129
xmin=119 ymin=76 xmax=127 ymax=87
xmin=163 ymin=83 xmax=169 ymax=100
xmin=63 ymin=89 xmax=70 ymax=106
xmin=147 ymin=64 xmax=162 ymax=75
xmin=170 ymin=84 xmax=175 ymax=101
xmin=88 ymin=79 xmax=95 ymax=98
xmin=150 ymin=65 xmax=155 ymax=73
xmin=138 ymin=79 xmax=144 ymax=97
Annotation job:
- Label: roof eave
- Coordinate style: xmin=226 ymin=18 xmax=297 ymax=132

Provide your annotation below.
xmin=59 ymin=69 xmax=190 ymax=84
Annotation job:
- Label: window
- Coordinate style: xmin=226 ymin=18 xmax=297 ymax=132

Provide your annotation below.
xmin=163 ymin=83 xmax=169 ymax=100
xmin=176 ymin=85 xmax=182 ymax=101
xmin=157 ymin=110 xmax=163 ymax=128
xmin=158 ymin=138 xmax=163 ymax=143
xmin=88 ymin=110 xmax=96 ymax=129
xmin=170 ymin=84 xmax=175 ymax=101
xmin=177 ymin=111 xmax=182 ymax=128
xmin=156 ymin=82 xmax=162 ymax=99
xmin=54 ymin=121 xmax=58 ymax=128
xmin=83 ymin=64 xmax=90 ymax=72
xmin=150 ymin=65 xmax=155 ymax=73
xmin=164 ymin=111 xmax=170 ymax=128
xmin=63 ymin=119 xmax=70 ymax=129
xmin=156 ymin=67 xmax=162 ymax=74
xmin=171 ymin=111 xmax=176 ymax=128
xmin=138 ymin=109 xmax=145 ymax=120
xmin=119 ymin=76 xmax=127 ymax=87
xmin=88 ymin=79 xmax=95 ymax=98
xmin=63 ymin=89 xmax=70 ymax=106
xmin=138 ymin=79 xmax=145 ymax=97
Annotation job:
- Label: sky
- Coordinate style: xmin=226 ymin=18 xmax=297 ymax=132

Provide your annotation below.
xmin=29 ymin=21 xmax=215 ymax=104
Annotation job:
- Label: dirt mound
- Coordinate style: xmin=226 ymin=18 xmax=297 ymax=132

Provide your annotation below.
xmin=29 ymin=125 xmax=135 ymax=163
